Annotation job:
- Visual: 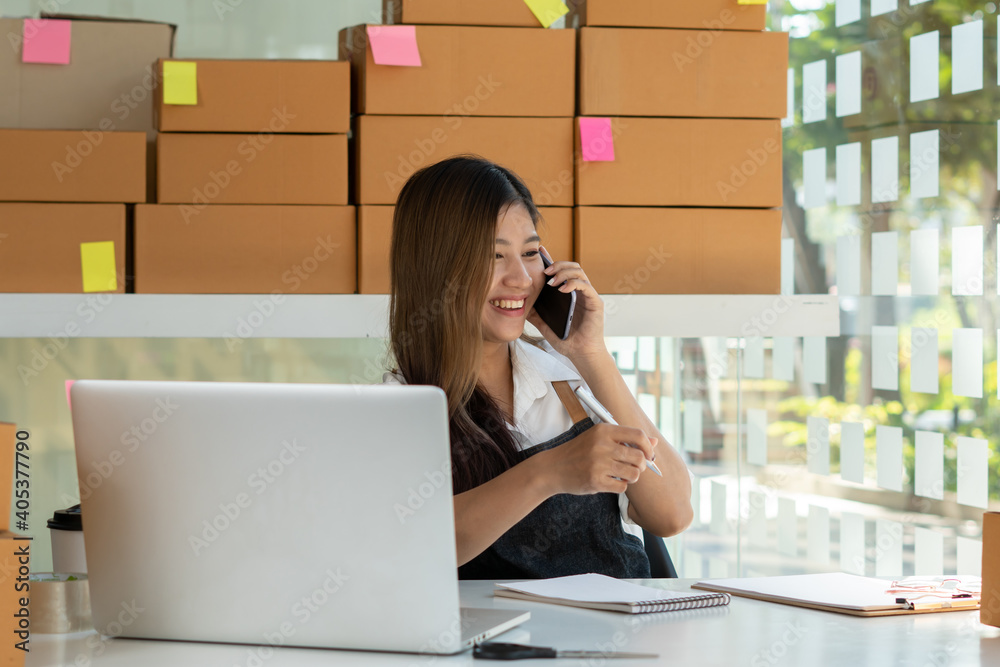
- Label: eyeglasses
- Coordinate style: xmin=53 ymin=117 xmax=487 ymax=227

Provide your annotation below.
xmin=885 ymin=577 xmax=981 ymax=602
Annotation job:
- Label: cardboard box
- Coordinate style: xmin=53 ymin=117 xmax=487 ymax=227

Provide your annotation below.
xmin=356 ymin=116 xmax=574 ymax=206
xmin=359 ymin=205 xmax=572 ymax=294
xmin=0 ymin=204 xmax=127 ymax=293
xmin=339 ymin=25 xmax=575 ymax=116
xmin=0 ymin=130 xmax=146 ymax=203
xmin=0 ymin=424 xmax=13 ymax=531
xmin=0 ymin=531 xmax=29 ymax=664
xmin=579 ymin=27 xmax=788 ymax=118
xmin=157 ymin=133 xmax=348 ymax=205
xmin=575 ymin=207 xmax=781 ymax=294
xmin=575 ymin=117 xmax=782 ymax=208
xmin=155 ymin=59 xmax=350 ymax=134
xmin=569 ymin=0 xmax=766 ymax=31
xmin=385 ymin=0 xmax=542 ymax=26
xmin=983 ymin=512 xmax=1000 ymax=627
xmin=135 ymin=205 xmax=357 ymax=294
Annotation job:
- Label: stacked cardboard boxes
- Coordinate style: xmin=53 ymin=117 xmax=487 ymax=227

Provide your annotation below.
xmin=0 ymin=15 xmax=173 ymax=293
xmin=570 ymin=0 xmax=788 ymax=294
xmin=343 ymin=2 xmax=577 ymax=293
xmin=144 ymin=59 xmax=356 ymax=293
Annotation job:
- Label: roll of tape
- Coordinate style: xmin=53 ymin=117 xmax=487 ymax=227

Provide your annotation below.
xmin=28 ymin=573 xmax=91 ymax=634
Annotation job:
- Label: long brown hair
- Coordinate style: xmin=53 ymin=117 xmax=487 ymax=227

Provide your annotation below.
xmin=389 ymin=156 xmax=548 ymax=494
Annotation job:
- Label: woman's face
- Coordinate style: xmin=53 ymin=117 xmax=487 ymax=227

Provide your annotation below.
xmin=481 ymin=203 xmax=544 ymax=345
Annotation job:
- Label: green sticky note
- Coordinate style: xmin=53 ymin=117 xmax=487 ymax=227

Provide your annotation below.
xmin=163 ymin=61 xmax=198 ymax=105
xmin=523 ymin=0 xmax=569 ymax=28
xmin=80 ymin=241 xmax=117 ymax=293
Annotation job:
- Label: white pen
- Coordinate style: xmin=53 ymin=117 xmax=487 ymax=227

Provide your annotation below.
xmin=574 ymin=385 xmax=662 ymax=476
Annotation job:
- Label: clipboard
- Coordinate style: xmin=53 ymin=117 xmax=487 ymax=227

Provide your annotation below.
xmin=692 ymin=573 xmax=981 ymax=617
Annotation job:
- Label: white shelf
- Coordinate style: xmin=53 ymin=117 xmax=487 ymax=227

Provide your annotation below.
xmin=0 ymin=294 xmax=839 ymax=339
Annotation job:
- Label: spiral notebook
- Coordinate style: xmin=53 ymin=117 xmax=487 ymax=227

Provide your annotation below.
xmin=494 ymin=574 xmax=731 ymax=614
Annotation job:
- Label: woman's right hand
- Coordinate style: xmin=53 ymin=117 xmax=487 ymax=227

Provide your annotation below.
xmin=534 ymin=423 xmax=658 ymax=496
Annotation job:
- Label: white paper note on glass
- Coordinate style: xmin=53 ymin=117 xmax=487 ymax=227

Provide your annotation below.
xmin=871 ymin=326 xmax=899 ymax=391
xmin=690 ymin=477 xmax=701 ymax=527
xmin=803 ymin=148 xmax=827 ymax=209
xmin=711 ymin=480 xmax=727 ymax=536
xmin=747 ymin=408 xmax=768 ymax=466
xmin=783 ymin=68 xmax=795 ymax=128
xmin=836 ymin=0 xmax=861 ymax=26
xmin=875 ymin=519 xmax=903 ymax=577
xmin=807 ymin=416 xmax=830 ymax=476
xmin=952 ymin=328 xmax=983 ymax=399
xmin=748 ymin=491 xmax=768 ymax=547
xmin=744 ymin=337 xmax=764 ymax=379
xmin=871 ymin=231 xmax=899 ymax=295
xmin=840 ymin=421 xmax=866 ymax=484
xmin=836 ymin=51 xmax=862 ymax=117
xmin=956 ymin=436 xmax=988 ymax=509
xmin=781 ymin=238 xmax=795 ymax=295
xmin=871 ymin=0 xmax=896 ymax=15
xmin=803 ymin=60 xmax=828 ymax=124
xmin=659 ymin=396 xmax=675 ymax=443
xmin=952 ymin=20 xmax=984 ymax=95
xmin=836 ymin=235 xmax=861 ymax=296
xmin=871 ymin=136 xmax=900 ymax=204
xmin=957 ymin=537 xmax=981 ymax=576
xmin=910 ymin=228 xmax=940 ymax=295
xmin=914 ymin=430 xmax=944 ymax=500
xmin=808 ymin=505 xmax=831 ymax=565
xmin=772 ymin=336 xmax=794 ymax=382
xmin=910 ymin=327 xmax=939 ymax=394
xmin=637 ymin=393 xmax=657 ymax=423
xmin=952 ymin=226 xmax=983 ymax=296
xmin=836 ymin=143 xmax=862 ymax=207
xmin=684 ymin=400 xmax=703 ymax=453
xmin=682 ymin=550 xmax=704 ymax=579
xmin=840 ymin=512 xmax=866 ymax=576
xmin=637 ymin=337 xmax=656 ymax=372
xmin=910 ymin=129 xmax=939 ymax=198
xmin=910 ymin=31 xmax=940 ymax=103
xmin=914 ymin=527 xmax=944 ymax=576
xmin=804 ymin=336 xmax=827 ymax=384
xmin=876 ymin=425 xmax=903 ymax=492
xmin=778 ymin=497 xmax=797 ymax=557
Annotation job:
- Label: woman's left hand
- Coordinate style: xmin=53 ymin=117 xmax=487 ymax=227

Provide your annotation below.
xmin=527 ymin=245 xmax=608 ymax=362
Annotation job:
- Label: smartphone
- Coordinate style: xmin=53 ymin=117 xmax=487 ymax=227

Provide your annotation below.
xmin=533 ymin=253 xmax=576 ymax=340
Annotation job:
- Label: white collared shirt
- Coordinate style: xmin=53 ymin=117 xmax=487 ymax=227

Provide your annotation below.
xmin=382 ymin=337 xmax=639 ymax=529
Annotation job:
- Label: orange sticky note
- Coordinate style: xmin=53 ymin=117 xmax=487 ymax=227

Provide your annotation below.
xmin=366 ymin=25 xmax=422 ymax=67
xmin=163 ymin=61 xmax=198 ymax=105
xmin=22 ymin=19 xmax=71 ymax=65
xmin=80 ymin=241 xmax=117 ymax=293
xmin=579 ymin=118 xmax=615 ymax=162
xmin=65 ymin=380 xmax=75 ymax=410
xmin=523 ymin=0 xmax=569 ymax=28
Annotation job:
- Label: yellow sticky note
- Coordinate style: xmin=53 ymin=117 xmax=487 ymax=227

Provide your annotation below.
xmin=523 ymin=0 xmax=569 ymax=28
xmin=163 ymin=61 xmax=198 ymax=105
xmin=80 ymin=241 xmax=117 ymax=293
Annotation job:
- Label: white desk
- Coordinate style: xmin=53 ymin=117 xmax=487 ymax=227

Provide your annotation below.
xmin=29 ymin=578 xmax=1000 ymax=666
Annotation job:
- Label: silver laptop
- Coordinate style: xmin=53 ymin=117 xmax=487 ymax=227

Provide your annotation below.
xmin=70 ymin=380 xmax=528 ymax=654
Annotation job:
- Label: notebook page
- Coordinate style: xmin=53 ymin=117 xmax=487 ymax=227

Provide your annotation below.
xmin=496 ymin=574 xmax=688 ymax=604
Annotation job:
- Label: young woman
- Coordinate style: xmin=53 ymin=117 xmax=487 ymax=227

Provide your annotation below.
xmin=382 ymin=156 xmax=692 ymax=579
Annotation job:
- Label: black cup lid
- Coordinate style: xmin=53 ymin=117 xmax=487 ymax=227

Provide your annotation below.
xmin=47 ymin=504 xmax=82 ymax=531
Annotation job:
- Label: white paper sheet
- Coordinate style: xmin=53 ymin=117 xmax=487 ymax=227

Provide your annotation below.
xmin=952 ymin=20 xmax=984 ymax=95
xmin=914 ymin=430 xmax=944 ymax=500
xmin=910 ymin=228 xmax=940 ymax=295
xmin=952 ymin=328 xmax=983 ymax=399
xmin=840 ymin=513 xmax=866 ymax=576
xmin=952 ymin=226 xmax=983 ymax=296
xmin=637 ymin=337 xmax=656 ymax=372
xmin=910 ymin=31 xmax=940 ymax=103
xmin=837 ymin=142 xmax=862 ymax=207
xmin=876 ymin=425 xmax=903 ymax=492
xmin=658 ymin=396 xmax=675 ymax=443
xmin=910 ymin=129 xmax=939 ymax=198
xmin=871 ymin=0 xmax=897 ymax=15
xmin=872 ymin=136 xmax=900 ymax=203
xmin=803 ymin=147 xmax=827 ymax=209
xmin=836 ymin=0 xmax=861 ymax=26
xmin=804 ymin=336 xmax=827 ymax=384
xmin=808 ymin=505 xmax=831 ymax=565
xmin=637 ymin=393 xmax=657 ymax=423
xmin=778 ymin=497 xmax=797 ymax=557
xmin=956 ymin=537 xmax=982 ymax=576
xmin=871 ymin=231 xmax=899 ymax=295
xmin=840 ymin=421 xmax=866 ymax=484
xmin=783 ymin=67 xmax=795 ymax=128
xmin=711 ymin=480 xmax=727 ymax=536
xmin=803 ymin=60 xmax=828 ymax=124
xmin=910 ymin=327 xmax=939 ymax=394
xmin=781 ymin=238 xmax=795 ymax=295
xmin=773 ymin=336 xmax=795 ymax=382
xmin=807 ymin=416 xmax=830 ymax=476
xmin=744 ymin=337 xmax=764 ymax=379
xmin=875 ymin=519 xmax=903 ymax=577
xmin=871 ymin=326 xmax=899 ymax=391
xmin=914 ymin=528 xmax=944 ymax=576
xmin=497 ymin=573 xmax=703 ymax=603
xmin=747 ymin=408 xmax=768 ymax=466
xmin=836 ymin=51 xmax=862 ymax=117
xmin=683 ymin=400 xmax=703 ymax=454
xmin=956 ymin=436 xmax=988 ymax=509
xmin=748 ymin=490 xmax=768 ymax=548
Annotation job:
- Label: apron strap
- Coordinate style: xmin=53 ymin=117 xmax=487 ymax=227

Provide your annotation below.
xmin=552 ymin=380 xmax=588 ymax=424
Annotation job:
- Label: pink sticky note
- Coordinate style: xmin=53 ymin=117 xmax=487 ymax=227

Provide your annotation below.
xmin=65 ymin=380 xmax=75 ymax=409
xmin=579 ymin=118 xmax=615 ymax=162
xmin=366 ymin=25 xmax=422 ymax=67
xmin=22 ymin=19 xmax=72 ymax=65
